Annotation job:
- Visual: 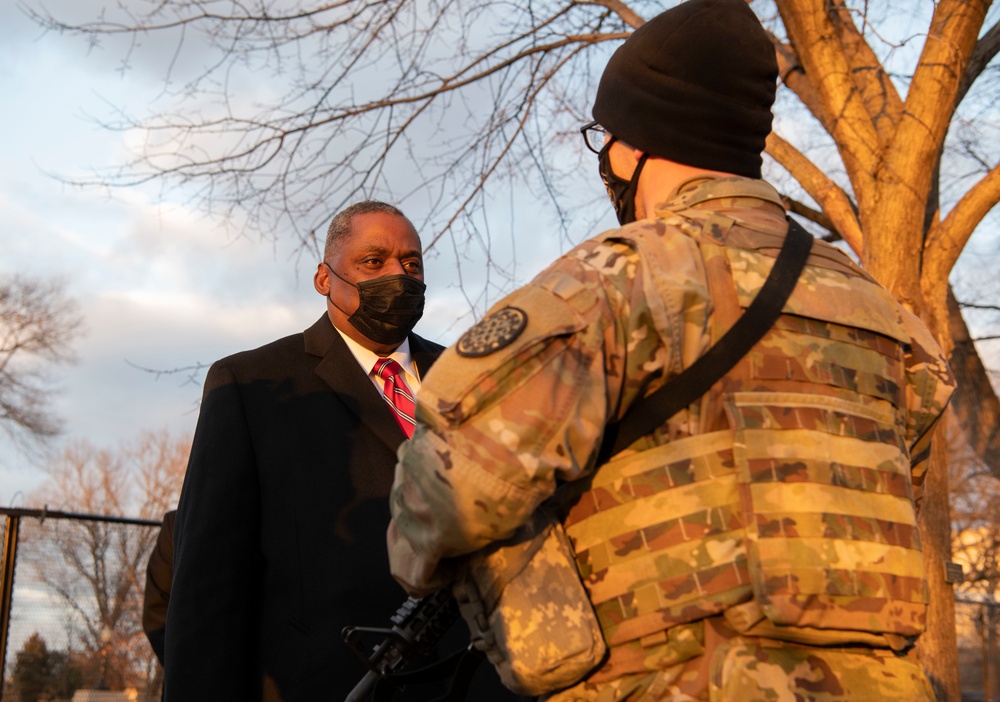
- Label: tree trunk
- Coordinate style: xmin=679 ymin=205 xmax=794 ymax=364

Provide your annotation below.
xmin=918 ymin=434 xmax=961 ymax=701
xmin=947 ymin=287 xmax=1000 ymax=479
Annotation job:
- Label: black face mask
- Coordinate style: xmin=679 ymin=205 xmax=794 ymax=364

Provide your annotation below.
xmin=325 ymin=263 xmax=426 ymax=345
xmin=598 ymin=139 xmax=649 ymax=225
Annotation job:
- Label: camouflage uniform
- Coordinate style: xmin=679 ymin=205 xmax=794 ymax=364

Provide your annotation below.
xmin=388 ymin=176 xmax=955 ymax=700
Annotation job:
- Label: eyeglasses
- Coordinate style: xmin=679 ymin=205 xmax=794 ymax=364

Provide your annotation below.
xmin=580 ymin=120 xmax=609 ymax=154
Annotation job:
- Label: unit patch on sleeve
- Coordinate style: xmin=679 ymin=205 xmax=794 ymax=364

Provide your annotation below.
xmin=456 ymin=307 xmax=528 ymax=357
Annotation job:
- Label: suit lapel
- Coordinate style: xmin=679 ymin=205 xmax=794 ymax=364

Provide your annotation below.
xmin=410 ymin=334 xmax=443 ymax=379
xmin=304 ymin=315 xmax=405 ymax=453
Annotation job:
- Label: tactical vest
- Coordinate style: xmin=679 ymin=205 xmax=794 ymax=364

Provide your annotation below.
xmin=562 ymin=211 xmax=930 ymax=650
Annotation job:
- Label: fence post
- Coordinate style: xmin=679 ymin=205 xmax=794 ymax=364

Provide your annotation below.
xmin=1 ymin=514 xmax=22 ymax=698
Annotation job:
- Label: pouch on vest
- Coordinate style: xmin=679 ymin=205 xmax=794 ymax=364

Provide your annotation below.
xmin=696 ymin=220 xmax=927 ymax=640
xmin=728 ymin=390 xmax=927 ymax=637
xmin=452 ymin=506 xmax=606 ymax=696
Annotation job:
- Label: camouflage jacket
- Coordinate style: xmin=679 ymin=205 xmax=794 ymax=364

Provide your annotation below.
xmin=387 ymin=176 xmax=955 ymax=671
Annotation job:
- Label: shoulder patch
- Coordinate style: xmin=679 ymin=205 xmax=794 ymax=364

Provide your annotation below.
xmin=456 ymin=306 xmax=528 ymax=357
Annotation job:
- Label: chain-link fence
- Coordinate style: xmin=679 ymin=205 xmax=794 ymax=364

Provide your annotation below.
xmin=1 ymin=508 xmax=162 ymax=702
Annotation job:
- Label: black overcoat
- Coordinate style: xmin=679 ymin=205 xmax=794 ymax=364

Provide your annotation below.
xmin=163 ymin=315 xmax=511 ymax=701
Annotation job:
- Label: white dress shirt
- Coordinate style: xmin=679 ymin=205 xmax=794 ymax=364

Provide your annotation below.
xmin=332 ymin=325 xmax=422 ymax=395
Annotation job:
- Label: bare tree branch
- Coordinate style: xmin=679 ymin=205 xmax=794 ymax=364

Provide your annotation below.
xmin=957 ymin=19 xmax=1000 ymax=105
xmin=0 ymin=274 xmax=83 ymax=455
xmin=925 ymin=161 xmax=1000 ymax=282
xmin=959 ymin=302 xmax=1000 ymax=312
xmin=765 ymin=131 xmax=864 ymax=255
xmin=21 ymin=432 xmax=188 ymax=689
xmin=948 ymin=286 xmax=1000 ymax=481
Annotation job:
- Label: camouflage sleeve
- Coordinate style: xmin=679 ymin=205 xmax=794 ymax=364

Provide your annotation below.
xmin=388 ymin=230 xmax=708 ymax=594
xmin=900 ymin=308 xmax=956 ymax=506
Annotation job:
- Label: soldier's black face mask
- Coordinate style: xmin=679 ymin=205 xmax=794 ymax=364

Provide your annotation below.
xmin=325 ymin=263 xmax=426 ymax=345
xmin=598 ymin=139 xmax=650 ymax=225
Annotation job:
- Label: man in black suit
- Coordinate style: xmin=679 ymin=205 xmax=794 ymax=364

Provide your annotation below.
xmin=163 ymin=201 xmax=511 ymax=701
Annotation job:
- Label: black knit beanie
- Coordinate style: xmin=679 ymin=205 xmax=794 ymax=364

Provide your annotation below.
xmin=592 ymin=0 xmax=777 ymax=178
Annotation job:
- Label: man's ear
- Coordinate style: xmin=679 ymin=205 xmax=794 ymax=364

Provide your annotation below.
xmin=313 ymin=262 xmax=330 ymax=296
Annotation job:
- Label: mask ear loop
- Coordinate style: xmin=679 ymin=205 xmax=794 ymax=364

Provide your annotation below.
xmin=598 ymin=135 xmax=618 ymax=156
xmin=323 ymin=261 xmax=356 ymax=318
xmin=597 ymin=137 xmax=621 ymax=209
xmin=600 ymin=137 xmax=649 ymax=224
xmin=625 ymin=153 xmax=650 ymax=202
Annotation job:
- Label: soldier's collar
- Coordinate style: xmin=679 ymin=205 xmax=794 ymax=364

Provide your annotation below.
xmin=656 ymin=175 xmax=783 ymax=212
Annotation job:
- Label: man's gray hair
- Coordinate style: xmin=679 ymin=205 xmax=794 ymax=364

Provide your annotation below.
xmin=324 ymin=200 xmax=407 ymax=256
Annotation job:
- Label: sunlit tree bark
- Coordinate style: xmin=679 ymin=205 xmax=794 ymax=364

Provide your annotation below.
xmin=767 ymin=3 xmax=996 ymax=695
xmin=948 ymin=414 xmax=1000 ymax=702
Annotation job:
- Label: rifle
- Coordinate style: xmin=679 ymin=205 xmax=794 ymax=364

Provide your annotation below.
xmin=342 ymin=588 xmax=460 ymax=702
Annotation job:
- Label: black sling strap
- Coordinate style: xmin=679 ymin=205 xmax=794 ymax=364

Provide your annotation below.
xmin=597 ymin=218 xmax=814 ymax=464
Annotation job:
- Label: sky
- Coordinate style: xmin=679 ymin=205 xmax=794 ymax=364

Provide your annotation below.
xmin=1 ymin=1 xmax=998 ymax=510
xmin=0 ymin=1 xmax=600 ymax=509
xmin=0 ymin=0 xmax=579 ymax=666
xmin=0 ymin=3 xmax=309 ymax=503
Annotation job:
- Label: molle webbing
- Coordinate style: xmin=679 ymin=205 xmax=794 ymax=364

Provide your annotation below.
xmin=564 ymin=223 xmax=926 ymax=647
xmin=564 ymin=431 xmax=750 ymax=646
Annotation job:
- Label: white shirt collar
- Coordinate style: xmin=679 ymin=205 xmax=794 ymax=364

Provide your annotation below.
xmin=332 ymin=324 xmax=421 ymax=390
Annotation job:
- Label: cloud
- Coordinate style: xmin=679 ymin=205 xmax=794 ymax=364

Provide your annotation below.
xmin=55 ymin=287 xmax=316 ymax=438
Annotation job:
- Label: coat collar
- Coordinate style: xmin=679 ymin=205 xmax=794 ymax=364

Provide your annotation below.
xmin=303 ymin=315 xmax=440 ymax=453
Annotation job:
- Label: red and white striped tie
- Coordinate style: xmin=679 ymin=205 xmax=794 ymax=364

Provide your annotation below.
xmin=373 ymin=358 xmax=417 ymax=438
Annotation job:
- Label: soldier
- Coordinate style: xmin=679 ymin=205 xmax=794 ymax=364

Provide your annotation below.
xmin=387 ymin=0 xmax=956 ymax=699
